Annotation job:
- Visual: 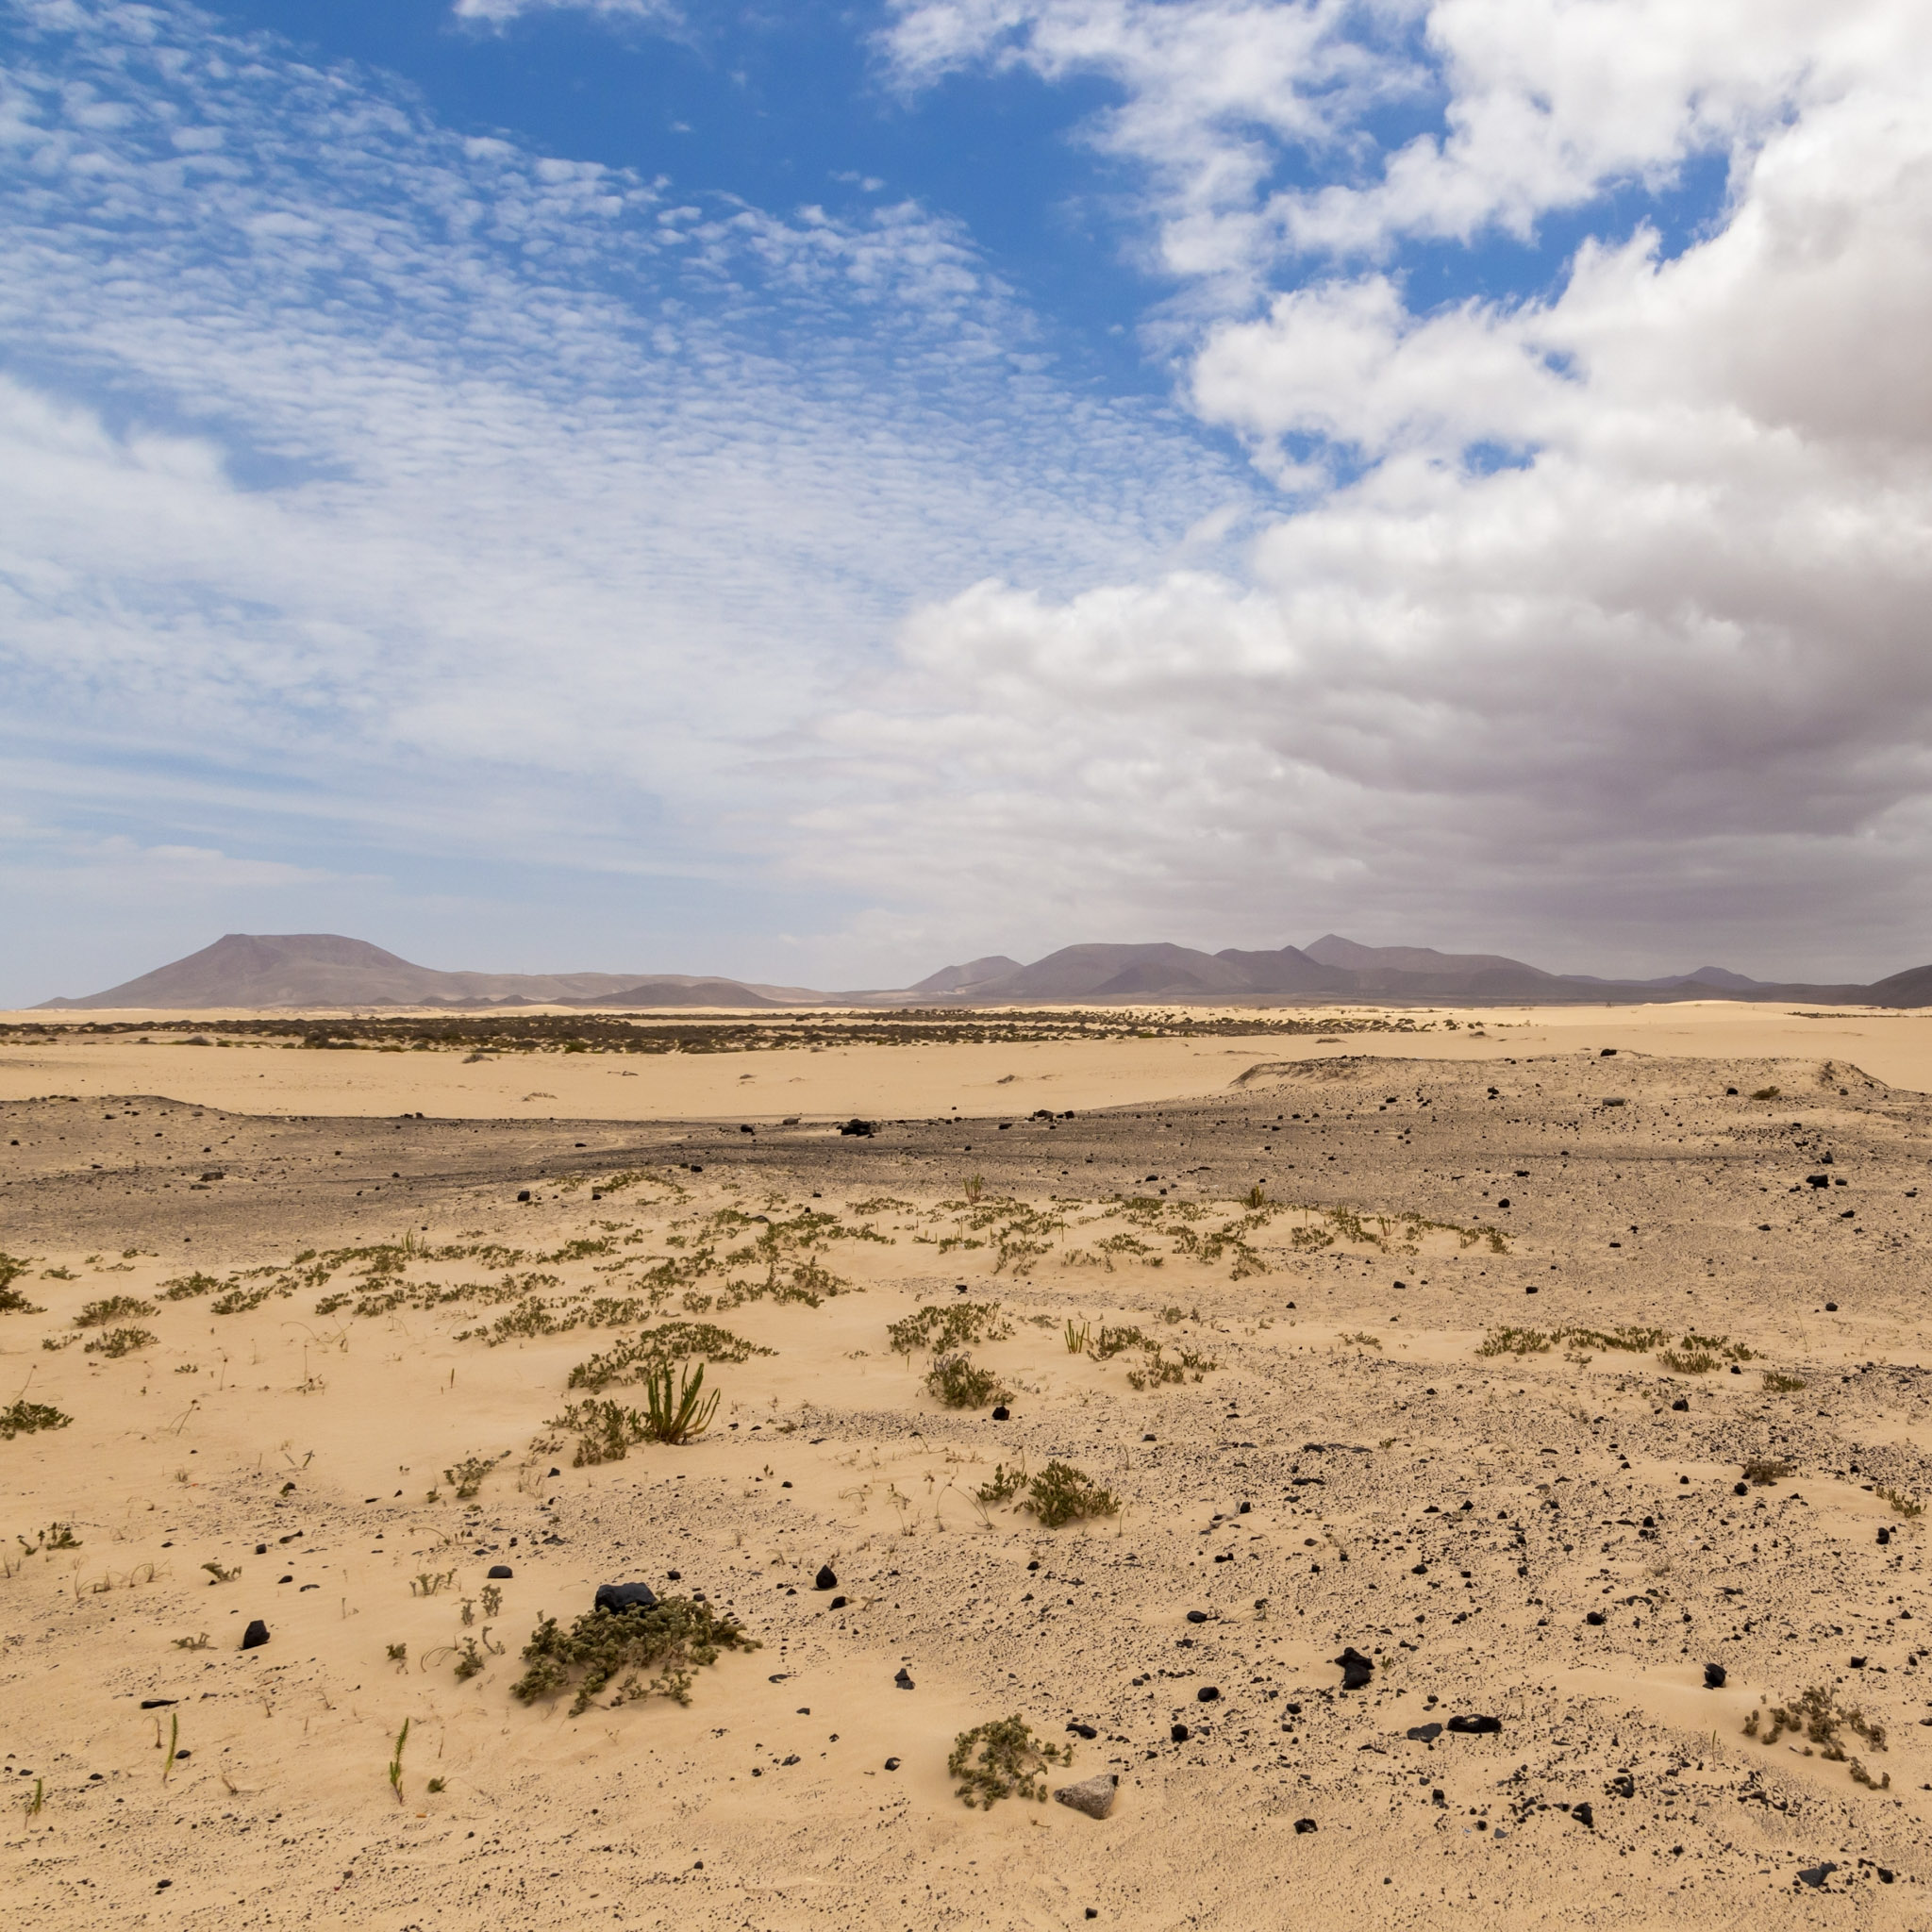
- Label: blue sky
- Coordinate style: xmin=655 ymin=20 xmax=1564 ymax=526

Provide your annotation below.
xmin=4 ymin=0 xmax=1930 ymax=1002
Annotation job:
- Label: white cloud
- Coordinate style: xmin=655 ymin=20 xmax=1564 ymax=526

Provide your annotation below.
xmin=451 ymin=0 xmax=683 ymax=26
xmin=830 ymin=0 xmax=1932 ymax=976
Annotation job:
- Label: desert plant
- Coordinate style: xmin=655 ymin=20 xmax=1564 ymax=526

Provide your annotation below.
xmin=1741 ymin=1457 xmax=1791 ymax=1486
xmin=389 ymin=1719 xmax=408 ymax=1803
xmin=411 ymin=1570 xmax=457 ymax=1596
xmin=0 ymin=1256 xmax=43 ymax=1315
xmin=173 ymin=1632 xmax=211 ymax=1651
xmin=888 ymin=1303 xmax=1011 ymax=1357
xmin=161 ymin=1712 xmax=178 ymax=1784
xmin=1880 ymin=1487 xmax=1923 ymax=1519
xmin=1476 ymin=1327 xmax=1550 ymax=1357
xmin=1745 ymin=1686 xmax=1886 ymax=1785
xmin=426 ymin=1776 xmax=446 ymax=1793
xmin=947 ymin=1716 xmax=1071 ymax=1808
xmin=511 ymin=1595 xmax=758 ymax=1714
xmin=1021 ymin=1460 xmax=1117 ymax=1528
xmin=0 ymin=1401 xmax=72 ymax=1440
xmin=84 ymin=1326 xmax=156 ymax=1358
xmin=17 ymin=1523 xmax=79 ymax=1554
xmin=1761 ymin=1370 xmax=1807 ymax=1393
xmin=72 ymin=1295 xmax=157 ymax=1328
xmin=926 ymin=1352 xmax=1007 ymax=1409
xmin=453 ymin=1638 xmax=486 ymax=1680
xmin=1338 ymin=1330 xmax=1384 ymax=1350
xmin=1092 ymin=1324 xmax=1146 ymax=1359
xmin=443 ymin=1455 xmax=493 ymax=1500
xmin=641 ymin=1362 xmax=721 ymax=1444
xmin=387 ymin=1642 xmax=408 ymax=1668
xmin=1751 ymin=1086 xmax=1781 ymax=1101
xmin=201 ymin=1560 xmax=240 ymax=1584
xmin=23 ymin=1777 xmax=42 ymax=1821
xmin=1063 ymin=1320 xmax=1091 ymax=1355
xmin=481 ymin=1583 xmax=504 ymax=1617
xmin=976 ymin=1460 xmax=1027 ymax=1506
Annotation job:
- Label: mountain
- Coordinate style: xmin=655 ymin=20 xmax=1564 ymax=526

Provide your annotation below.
xmin=910 ymin=956 xmax=1025 ymax=994
xmin=39 ymin=933 xmax=796 ymax=1010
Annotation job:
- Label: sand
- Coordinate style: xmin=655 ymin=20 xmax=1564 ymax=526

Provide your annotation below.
xmin=4 ymin=1014 xmax=1932 ymax=1926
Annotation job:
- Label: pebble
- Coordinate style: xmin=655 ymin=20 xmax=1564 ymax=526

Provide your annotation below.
xmin=894 ymin=1666 xmax=915 ymax=1690
xmin=487 ymin=1564 xmax=512 ymax=1580
xmin=1293 ymin=1818 xmax=1318 ymax=1835
xmin=241 ymin=1619 xmax=269 ymax=1651
xmin=814 ymin=1564 xmax=838 ymax=1591
xmin=1703 ymin=1662 xmax=1726 ymax=1689
xmin=1446 ymin=1713 xmax=1501 ymax=1735
xmin=1334 ymin=1646 xmax=1374 ymax=1690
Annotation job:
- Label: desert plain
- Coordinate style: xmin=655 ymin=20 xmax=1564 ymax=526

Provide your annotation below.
xmin=3 ymin=999 xmax=1932 ymax=1928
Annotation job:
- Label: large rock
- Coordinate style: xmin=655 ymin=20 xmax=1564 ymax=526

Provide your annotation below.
xmin=241 ymin=1619 xmax=270 ymax=1651
xmin=1054 ymin=1774 xmax=1118 ymax=1820
xmin=594 ymin=1582 xmax=658 ymax=1615
xmin=814 ymin=1565 xmax=838 ymax=1591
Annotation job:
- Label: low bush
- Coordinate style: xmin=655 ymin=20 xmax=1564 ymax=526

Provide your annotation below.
xmin=511 ymin=1596 xmax=758 ymax=1714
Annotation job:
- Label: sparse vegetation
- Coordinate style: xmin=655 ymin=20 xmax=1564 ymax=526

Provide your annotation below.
xmin=83 ymin=1326 xmax=156 ymax=1358
xmin=1879 ymin=1487 xmax=1923 ymax=1519
xmin=1476 ymin=1326 xmax=1550 ymax=1357
xmin=1741 ymin=1457 xmax=1792 ymax=1486
xmin=553 ymin=1398 xmax=651 ymax=1465
xmin=1021 ymin=1460 xmax=1117 ymax=1528
xmin=0 ymin=1402 xmax=71 ymax=1440
xmin=1745 ymin=1687 xmax=1887 ymax=1785
xmin=1751 ymin=1086 xmax=1781 ymax=1101
xmin=925 ymin=1352 xmax=1008 ymax=1409
xmin=0 ymin=1256 xmax=43 ymax=1314
xmin=976 ymin=1460 xmax=1027 ymax=1506
xmin=173 ymin=1631 xmax=211 ymax=1651
xmin=389 ymin=1720 xmax=408 ymax=1803
xmin=511 ymin=1595 xmax=758 ymax=1714
xmin=888 ymin=1302 xmax=1011 ymax=1357
xmin=1761 ymin=1369 xmax=1807 ymax=1393
xmin=442 ymin=1455 xmax=495 ymax=1500
xmin=947 ymin=1716 xmax=1071 ymax=1807
xmin=73 ymin=1295 xmax=156 ymax=1327
xmin=566 ymin=1322 xmax=767 ymax=1392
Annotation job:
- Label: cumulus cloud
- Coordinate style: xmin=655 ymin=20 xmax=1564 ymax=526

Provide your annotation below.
xmin=839 ymin=0 xmax=1932 ymax=976
xmin=452 ymin=0 xmax=682 ymax=25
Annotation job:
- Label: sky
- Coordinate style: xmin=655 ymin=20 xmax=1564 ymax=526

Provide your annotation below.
xmin=4 ymin=0 xmax=1931 ymax=1003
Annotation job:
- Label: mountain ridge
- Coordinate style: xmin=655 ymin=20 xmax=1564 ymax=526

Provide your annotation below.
xmin=32 ymin=929 xmax=1932 ymax=1009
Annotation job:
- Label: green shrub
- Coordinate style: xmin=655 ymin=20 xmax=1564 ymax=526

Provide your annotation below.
xmin=925 ymin=1352 xmax=1007 ymax=1409
xmin=84 ymin=1326 xmax=156 ymax=1358
xmin=566 ymin=1322 xmax=768 ymax=1392
xmin=1475 ymin=1327 xmax=1550 ymax=1357
xmin=1022 ymin=1461 xmax=1116 ymax=1528
xmin=0 ymin=1402 xmax=72 ymax=1440
xmin=947 ymin=1716 xmax=1071 ymax=1807
xmin=73 ymin=1294 xmax=156 ymax=1328
xmin=640 ymin=1362 xmax=720 ymax=1444
xmin=888 ymin=1302 xmax=1010 ymax=1356
xmin=511 ymin=1597 xmax=758 ymax=1714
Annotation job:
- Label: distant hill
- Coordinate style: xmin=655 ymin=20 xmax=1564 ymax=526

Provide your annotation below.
xmin=39 ymin=933 xmax=797 ymax=1010
xmin=888 ymin=933 xmax=1924 ymax=1007
xmin=39 ymin=928 xmax=1932 ymax=1011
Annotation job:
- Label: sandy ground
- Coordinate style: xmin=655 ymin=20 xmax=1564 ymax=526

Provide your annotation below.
xmin=4 ymin=1027 xmax=1932 ymax=1926
xmin=4 ymin=998 xmax=1932 ymax=1121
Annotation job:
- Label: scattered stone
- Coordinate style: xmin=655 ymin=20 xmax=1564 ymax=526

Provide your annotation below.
xmin=516 ymin=1190 xmax=531 ymax=1203
xmin=839 ymin=1119 xmax=876 ymax=1138
xmin=1608 ymin=1773 xmax=1635 ymax=1798
xmin=1197 ymin=1686 xmax=1220 ymax=1703
xmin=1734 ymin=1482 xmax=1749 ymax=1496
xmin=1878 ymin=1528 xmax=1891 ymax=1546
xmin=1171 ymin=1723 xmax=1190 ymax=1743
xmin=1067 ymin=1722 xmax=1098 ymax=1739
xmin=487 ymin=1564 xmax=512 ymax=1580
xmin=1293 ymin=1818 xmax=1318 ymax=1834
xmin=140 ymin=1699 xmax=177 ymax=1710
xmin=1185 ymin=1609 xmax=1208 ymax=1624
xmin=814 ymin=1565 xmax=838 ymax=1591
xmin=1704 ymin=1662 xmax=1727 ymax=1689
xmin=894 ymin=1666 xmax=914 ymax=1689
xmin=1054 ymin=1773 xmax=1119 ymax=1820
xmin=1671 ymin=1397 xmax=1689 ymax=1412
xmin=991 ymin=1406 xmax=1010 ymax=1421
xmin=241 ymin=1619 xmax=269 ymax=1651
xmin=830 ymin=1595 xmax=848 ymax=1608
xmin=1796 ymin=1862 xmax=1838 ymax=1890
xmin=1585 ymin=1610 xmax=1607 ymax=1626
xmin=1334 ymin=1647 xmax=1374 ymax=1690
xmin=1446 ymin=1713 xmax=1501 ymax=1735
xmin=884 ymin=1757 xmax=901 ymax=1771
xmin=1572 ymin=1802 xmax=1594 ymax=1829
xmin=594 ymin=1582 xmax=658 ymax=1616
xmin=1405 ymin=1723 xmax=1442 ymax=1742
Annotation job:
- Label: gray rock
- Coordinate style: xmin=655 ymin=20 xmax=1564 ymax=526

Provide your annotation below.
xmin=594 ymin=1582 xmax=658 ymax=1615
xmin=487 ymin=1564 xmax=512 ymax=1580
xmin=1054 ymin=1774 xmax=1118 ymax=1820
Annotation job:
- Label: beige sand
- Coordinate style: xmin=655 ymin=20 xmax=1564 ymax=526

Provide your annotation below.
xmin=3 ymin=1028 xmax=1931 ymax=1925
xmin=4 ymin=998 xmax=1930 ymax=1120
